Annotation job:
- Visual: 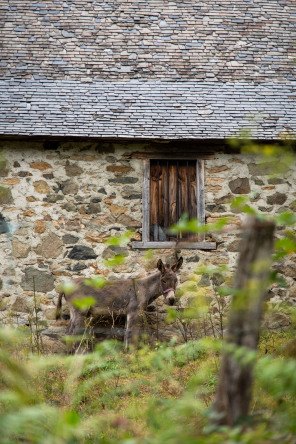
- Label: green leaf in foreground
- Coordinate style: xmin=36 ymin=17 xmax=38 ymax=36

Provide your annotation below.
xmin=231 ymin=196 xmax=258 ymax=216
xmin=59 ymin=280 xmax=77 ymax=295
xmin=84 ymin=276 xmax=106 ymax=289
xmin=170 ymin=215 xmax=229 ymax=235
xmin=166 ymin=307 xmax=178 ymax=323
xmin=104 ymin=230 xmax=134 ymax=247
xmin=104 ymin=254 xmax=126 ymax=267
xmin=275 ymin=211 xmax=296 ymax=226
xmin=73 ymin=296 xmax=96 ymax=311
xmin=169 ymin=215 xmax=202 ymax=234
xmin=275 ymin=237 xmax=296 ymax=255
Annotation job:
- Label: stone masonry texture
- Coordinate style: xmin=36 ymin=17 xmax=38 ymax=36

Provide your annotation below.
xmin=0 ymin=139 xmax=296 ymax=344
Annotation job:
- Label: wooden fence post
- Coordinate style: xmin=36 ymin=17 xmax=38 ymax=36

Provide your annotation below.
xmin=212 ymin=217 xmax=275 ymax=426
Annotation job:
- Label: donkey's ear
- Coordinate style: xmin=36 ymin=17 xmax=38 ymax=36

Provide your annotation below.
xmin=171 ymin=256 xmax=183 ymax=272
xmin=157 ymin=259 xmax=165 ymax=274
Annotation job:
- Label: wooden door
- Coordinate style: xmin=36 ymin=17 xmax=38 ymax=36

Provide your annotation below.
xmin=150 ymin=160 xmax=197 ymax=241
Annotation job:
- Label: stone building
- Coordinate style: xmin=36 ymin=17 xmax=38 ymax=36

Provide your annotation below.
xmin=0 ymin=1 xmax=295 ymax=346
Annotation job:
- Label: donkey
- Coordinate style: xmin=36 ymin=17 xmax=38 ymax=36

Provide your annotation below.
xmin=56 ymin=257 xmax=183 ymax=347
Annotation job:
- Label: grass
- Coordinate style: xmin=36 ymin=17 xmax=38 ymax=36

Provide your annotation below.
xmin=0 ymin=326 xmax=296 ymax=443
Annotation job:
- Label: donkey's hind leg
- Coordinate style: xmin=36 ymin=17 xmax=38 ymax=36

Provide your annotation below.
xmin=66 ymin=307 xmax=85 ymax=336
xmin=65 ymin=306 xmax=75 ymax=335
xmin=124 ymin=310 xmax=140 ymax=349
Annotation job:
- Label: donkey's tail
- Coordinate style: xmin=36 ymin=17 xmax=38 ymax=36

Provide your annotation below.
xmin=56 ymin=292 xmax=64 ymax=320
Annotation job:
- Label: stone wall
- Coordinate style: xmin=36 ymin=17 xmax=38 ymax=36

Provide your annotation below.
xmin=0 ymin=139 xmax=295 ymax=348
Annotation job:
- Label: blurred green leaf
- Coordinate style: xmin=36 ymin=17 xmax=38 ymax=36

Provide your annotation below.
xmin=64 ymin=410 xmax=80 ymax=426
xmin=231 ymin=196 xmax=249 ymax=209
xmin=84 ymin=276 xmax=106 ymax=289
xmin=73 ymin=296 xmax=96 ymax=311
xmin=59 ymin=281 xmax=77 ymax=295
xmin=275 ymin=212 xmax=296 ymax=226
xmin=166 ymin=307 xmax=178 ymax=323
xmin=275 ymin=237 xmax=296 ymax=254
xmin=144 ymin=249 xmax=154 ymax=261
xmin=170 ymin=214 xmax=202 ymax=234
xmin=207 ymin=217 xmax=230 ymax=232
xmin=217 ymin=286 xmax=236 ymax=297
xmin=104 ymin=254 xmax=126 ymax=267
xmin=104 ymin=230 xmax=134 ymax=247
xmin=269 ymin=270 xmax=288 ymax=288
xmin=170 ymin=215 xmax=229 ymax=235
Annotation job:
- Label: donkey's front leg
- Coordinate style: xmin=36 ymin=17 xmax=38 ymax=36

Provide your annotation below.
xmin=67 ymin=307 xmax=85 ymax=336
xmin=124 ymin=309 xmax=141 ymax=349
xmin=72 ymin=311 xmax=85 ymax=336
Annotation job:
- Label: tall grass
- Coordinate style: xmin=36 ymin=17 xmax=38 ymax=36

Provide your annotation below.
xmin=0 ymin=326 xmax=296 ymax=443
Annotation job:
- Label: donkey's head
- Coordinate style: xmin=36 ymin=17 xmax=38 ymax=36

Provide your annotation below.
xmin=157 ymin=257 xmax=183 ymax=306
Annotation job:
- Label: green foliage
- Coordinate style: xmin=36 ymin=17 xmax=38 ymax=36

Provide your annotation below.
xmin=28 ymin=280 xmax=44 ymax=355
xmin=73 ymin=297 xmax=97 ymax=311
xmin=102 ymin=231 xmax=134 ymax=267
xmin=104 ymin=254 xmax=127 ymax=268
xmin=104 ymin=231 xmax=134 ymax=247
xmin=1 ymin=328 xmax=296 ymax=443
xmin=256 ymin=356 xmax=296 ymax=398
xmin=166 ymin=263 xmax=232 ymax=341
xmin=84 ymin=276 xmax=107 ymax=289
xmin=59 ymin=280 xmax=78 ymax=295
xmin=170 ymin=214 xmax=229 ymax=236
xmin=0 ymin=330 xmax=215 ymax=443
xmin=274 ymin=236 xmax=296 ymax=260
xmin=275 ymin=212 xmax=296 ymax=227
xmin=231 ymin=196 xmax=258 ymax=216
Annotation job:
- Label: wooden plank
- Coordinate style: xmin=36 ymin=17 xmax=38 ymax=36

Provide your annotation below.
xmin=142 ymin=159 xmax=150 ymax=243
xmin=132 ymin=241 xmax=217 ymax=250
xmin=189 ymin=162 xmax=197 ymax=220
xmin=212 ymin=219 xmax=275 ymax=426
xmin=169 ymin=163 xmax=177 ymax=230
xmin=179 ymin=162 xmax=187 ymax=218
xmin=158 ymin=162 xmax=164 ymax=233
xmin=162 ymin=161 xmax=169 ymax=231
xmin=150 ymin=162 xmax=158 ymax=233
xmin=129 ymin=152 xmax=214 ymax=160
xmin=196 ymin=159 xmax=205 ymax=242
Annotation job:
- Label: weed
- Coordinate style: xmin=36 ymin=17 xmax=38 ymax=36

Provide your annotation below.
xmin=28 ymin=278 xmax=44 ymax=355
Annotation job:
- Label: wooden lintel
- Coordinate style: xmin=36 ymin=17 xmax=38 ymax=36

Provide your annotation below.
xmin=128 ymin=152 xmax=214 ymax=160
xmin=132 ymin=241 xmax=217 ymax=250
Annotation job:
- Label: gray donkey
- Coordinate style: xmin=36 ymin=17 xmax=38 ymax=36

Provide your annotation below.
xmin=56 ymin=257 xmax=183 ymax=347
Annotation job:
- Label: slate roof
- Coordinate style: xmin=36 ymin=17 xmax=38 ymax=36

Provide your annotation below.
xmin=1 ymin=0 xmax=295 ymax=82
xmin=0 ymin=1 xmax=295 ymax=139
xmin=1 ymin=79 xmax=295 ymax=139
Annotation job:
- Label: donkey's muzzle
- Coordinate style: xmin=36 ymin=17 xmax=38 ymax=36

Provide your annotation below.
xmin=164 ymin=289 xmax=175 ymax=306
